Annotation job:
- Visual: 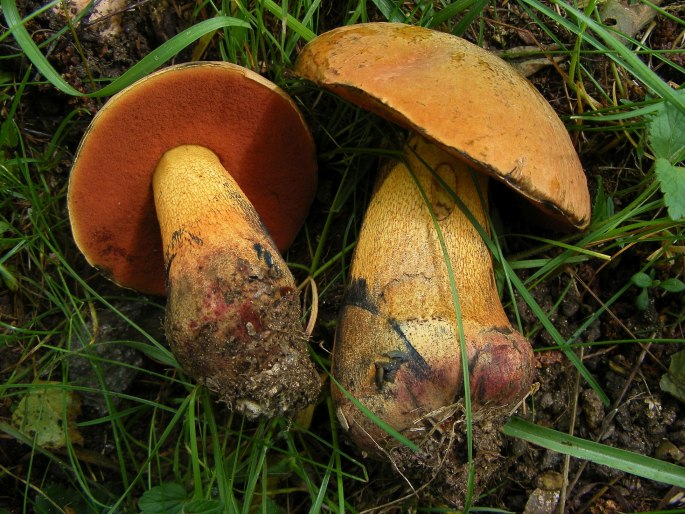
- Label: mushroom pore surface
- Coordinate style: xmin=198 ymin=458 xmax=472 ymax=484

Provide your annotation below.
xmin=68 ymin=62 xmax=317 ymax=296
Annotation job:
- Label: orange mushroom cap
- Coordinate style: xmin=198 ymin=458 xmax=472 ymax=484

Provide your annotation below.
xmin=294 ymin=22 xmax=590 ymax=230
xmin=68 ymin=62 xmax=317 ymax=296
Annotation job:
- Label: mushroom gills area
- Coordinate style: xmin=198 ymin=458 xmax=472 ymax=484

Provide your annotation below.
xmin=153 ymin=145 xmax=320 ymax=418
xmin=333 ymin=134 xmax=534 ymax=453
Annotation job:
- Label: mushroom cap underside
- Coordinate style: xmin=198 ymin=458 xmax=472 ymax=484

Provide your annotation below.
xmin=294 ymin=22 xmax=590 ymax=230
xmin=68 ymin=61 xmax=317 ymax=296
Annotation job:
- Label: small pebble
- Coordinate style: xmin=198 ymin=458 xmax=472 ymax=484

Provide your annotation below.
xmin=524 ymin=488 xmax=560 ymax=514
xmin=656 ymin=440 xmax=684 ymax=462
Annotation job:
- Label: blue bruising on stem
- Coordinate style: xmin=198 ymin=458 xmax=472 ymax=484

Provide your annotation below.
xmin=343 ymin=278 xmax=431 ymax=378
xmin=343 ymin=278 xmax=380 ymax=315
xmin=388 ymin=319 xmax=431 ymax=379
xmin=253 ymin=242 xmax=274 ymax=269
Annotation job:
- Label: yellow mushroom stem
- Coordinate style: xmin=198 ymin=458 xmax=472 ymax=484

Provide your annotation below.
xmin=333 ymin=134 xmax=534 ymax=452
xmin=152 ymin=145 xmax=320 ymax=418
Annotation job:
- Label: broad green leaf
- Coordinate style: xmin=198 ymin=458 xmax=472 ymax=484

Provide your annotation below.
xmin=648 ymin=98 xmax=685 ymax=162
xmin=655 ymin=158 xmax=685 ymax=221
xmin=11 ymin=384 xmax=83 ymax=449
xmin=660 ymin=349 xmax=685 ymax=403
xmin=34 ymin=483 xmax=92 ymax=514
xmin=138 ymin=483 xmax=187 ymax=514
xmin=660 ymin=278 xmax=685 ymax=293
xmin=503 ymin=417 xmax=685 ymax=488
xmin=0 ymin=262 xmax=18 ymax=291
xmin=636 ymin=288 xmax=650 ymax=311
xmin=631 ymin=272 xmax=653 ymax=288
xmin=0 ymin=118 xmax=19 ymax=148
xmin=183 ymin=499 xmax=225 ymax=513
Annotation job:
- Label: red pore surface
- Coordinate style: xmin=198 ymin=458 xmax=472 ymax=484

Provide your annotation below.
xmin=68 ymin=62 xmax=317 ymax=296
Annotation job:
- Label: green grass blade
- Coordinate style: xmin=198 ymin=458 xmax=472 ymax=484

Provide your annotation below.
xmin=451 ymin=0 xmax=489 ymax=35
xmin=1 ymin=0 xmax=250 ymax=97
xmin=328 ymin=373 xmax=419 ymax=452
xmin=369 ymin=0 xmax=408 ymax=22
xmin=240 ymin=421 xmax=273 ymax=514
xmin=428 ymin=0 xmax=479 ymax=27
xmin=503 ymin=417 xmax=685 ymax=488
xmin=571 ymin=101 xmax=662 ymax=122
xmin=186 ymin=388 xmax=204 ymax=500
xmin=405 ymin=156 xmax=476 ymax=508
xmin=425 ymin=160 xmax=610 ymax=406
xmin=520 ymin=0 xmax=685 ymax=113
xmin=521 ymin=235 xmax=610 ymax=261
xmin=501 ymin=257 xmax=610 ymax=405
xmin=260 ymin=0 xmax=317 ymax=41
xmin=93 ymin=17 xmax=251 ymax=97
xmin=308 ymin=454 xmax=334 ymax=514
xmin=326 ymin=396 xmax=350 ymax=513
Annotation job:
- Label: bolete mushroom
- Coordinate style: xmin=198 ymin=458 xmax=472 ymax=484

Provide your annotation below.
xmin=68 ymin=61 xmax=321 ymax=418
xmin=295 ymin=23 xmax=590 ymax=499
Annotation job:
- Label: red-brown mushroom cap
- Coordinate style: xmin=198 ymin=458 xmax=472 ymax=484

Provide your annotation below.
xmin=68 ymin=61 xmax=317 ymax=296
xmin=294 ymin=22 xmax=590 ymax=230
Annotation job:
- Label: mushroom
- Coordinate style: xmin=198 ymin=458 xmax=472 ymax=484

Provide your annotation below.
xmin=295 ymin=23 xmax=590 ymax=497
xmin=68 ymin=61 xmax=321 ymax=418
